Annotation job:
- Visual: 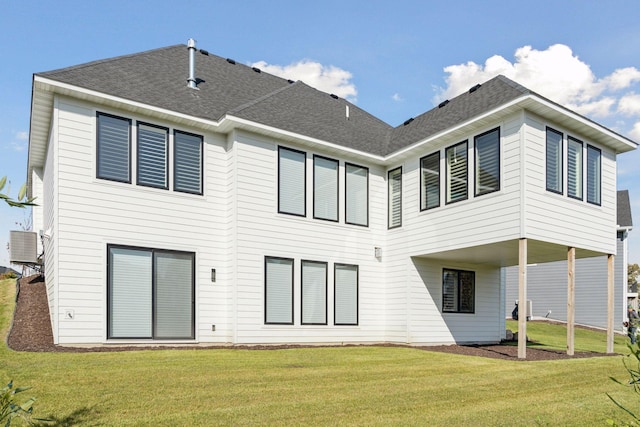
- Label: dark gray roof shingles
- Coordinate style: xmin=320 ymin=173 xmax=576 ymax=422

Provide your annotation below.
xmin=618 ymin=190 xmax=633 ymax=228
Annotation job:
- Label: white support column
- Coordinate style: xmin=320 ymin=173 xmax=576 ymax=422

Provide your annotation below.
xmin=518 ymin=238 xmax=527 ymax=359
xmin=607 ymin=254 xmax=615 ymax=354
xmin=567 ymin=247 xmax=576 ymax=356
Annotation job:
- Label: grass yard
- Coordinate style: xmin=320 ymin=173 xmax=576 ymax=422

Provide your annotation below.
xmin=1 ymin=277 xmax=639 ymax=426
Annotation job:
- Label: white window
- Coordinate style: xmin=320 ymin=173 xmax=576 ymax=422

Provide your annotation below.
xmin=174 ymin=130 xmax=203 ymax=194
xmin=420 ymin=152 xmax=440 ymax=210
xmin=265 ymin=257 xmax=294 ymax=324
xmin=313 ymin=155 xmax=338 ymax=221
xmin=345 ymin=163 xmax=368 ymax=226
xmin=301 ymin=260 xmax=327 ymax=325
xmin=567 ymin=136 xmax=583 ymax=200
xmin=546 ymin=127 xmax=563 ymax=194
xmin=446 ymin=141 xmax=468 ymax=204
xmin=475 ymin=128 xmax=500 ymax=196
xmin=108 ymin=246 xmax=194 ymax=339
xmin=388 ymin=167 xmax=402 ymax=228
xmin=137 ymin=123 xmax=169 ymax=189
xmin=586 ymin=145 xmax=601 ymax=205
xmin=335 ymin=264 xmax=358 ymax=325
xmin=278 ymin=147 xmax=306 ymax=216
xmin=97 ymin=113 xmax=131 ymax=183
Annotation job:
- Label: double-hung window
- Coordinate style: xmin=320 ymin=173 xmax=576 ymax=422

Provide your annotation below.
xmin=388 ymin=167 xmax=402 ymax=228
xmin=335 ymin=263 xmax=358 ymax=325
xmin=546 ymin=127 xmax=563 ymax=193
xmin=137 ymin=123 xmax=169 ymax=189
xmin=442 ymin=269 xmax=475 ymax=313
xmin=586 ymin=145 xmax=601 ymax=205
xmin=345 ymin=163 xmax=369 ymax=226
xmin=567 ymin=136 xmax=583 ymax=200
xmin=278 ymin=147 xmax=306 ymax=216
xmin=313 ymin=155 xmax=338 ymax=221
xmin=420 ymin=152 xmax=440 ymax=210
xmin=97 ymin=113 xmax=131 ymax=183
xmin=265 ymin=256 xmax=294 ymax=324
xmin=446 ymin=141 xmax=468 ymax=204
xmin=301 ymin=260 xmax=327 ymax=325
xmin=475 ymin=128 xmax=500 ymax=196
xmin=174 ymin=130 xmax=203 ymax=194
xmin=108 ymin=245 xmax=195 ymax=339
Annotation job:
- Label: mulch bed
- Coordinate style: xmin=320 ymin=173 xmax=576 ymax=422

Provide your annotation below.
xmin=6 ymin=275 xmax=621 ymax=360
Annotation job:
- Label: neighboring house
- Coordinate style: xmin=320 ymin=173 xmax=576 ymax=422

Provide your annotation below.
xmin=0 ymin=266 xmax=22 ymax=278
xmin=505 ymin=190 xmax=633 ymax=330
xmin=21 ymin=40 xmax=637 ymax=348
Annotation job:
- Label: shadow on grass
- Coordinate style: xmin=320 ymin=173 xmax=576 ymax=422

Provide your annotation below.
xmin=35 ymin=407 xmax=96 ymax=427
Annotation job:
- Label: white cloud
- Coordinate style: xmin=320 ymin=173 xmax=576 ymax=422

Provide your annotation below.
xmin=618 ymin=93 xmax=640 ymax=116
xmin=10 ymin=141 xmax=26 ymax=152
xmin=630 ymin=121 xmax=640 ymax=141
xmin=251 ymin=59 xmax=357 ymax=101
xmin=392 ymin=93 xmax=403 ymax=102
xmin=15 ymin=131 xmax=28 ymax=140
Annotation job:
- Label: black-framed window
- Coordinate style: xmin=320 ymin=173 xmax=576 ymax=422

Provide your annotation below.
xmin=97 ymin=113 xmax=131 ymax=183
xmin=278 ymin=146 xmax=306 ymax=217
xmin=265 ymin=256 xmax=294 ymax=325
xmin=586 ymin=144 xmax=602 ymax=205
xmin=174 ymin=130 xmax=203 ymax=194
xmin=335 ymin=263 xmax=358 ymax=325
xmin=345 ymin=163 xmax=369 ymax=226
xmin=567 ymin=136 xmax=583 ymax=200
xmin=442 ymin=269 xmax=475 ymax=313
xmin=107 ymin=245 xmax=195 ymax=340
xmin=388 ymin=167 xmax=402 ymax=228
xmin=137 ymin=123 xmax=169 ymax=189
xmin=475 ymin=128 xmax=500 ymax=196
xmin=420 ymin=152 xmax=440 ymax=210
xmin=546 ymin=127 xmax=563 ymax=194
xmin=313 ymin=155 xmax=339 ymax=221
xmin=446 ymin=141 xmax=468 ymax=204
xmin=301 ymin=260 xmax=328 ymax=325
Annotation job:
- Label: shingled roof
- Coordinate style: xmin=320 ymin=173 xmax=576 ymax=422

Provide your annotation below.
xmin=618 ymin=190 xmax=633 ymax=228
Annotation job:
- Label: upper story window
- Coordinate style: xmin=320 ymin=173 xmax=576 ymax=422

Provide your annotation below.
xmin=420 ymin=152 xmax=440 ymax=211
xmin=97 ymin=113 xmax=131 ymax=183
xmin=388 ymin=167 xmax=402 ymax=228
xmin=586 ymin=145 xmax=602 ymax=205
xmin=174 ymin=131 xmax=203 ymax=195
xmin=545 ymin=127 xmax=563 ymax=194
xmin=278 ymin=146 xmax=306 ymax=217
xmin=313 ymin=155 xmax=339 ymax=221
xmin=345 ymin=163 xmax=369 ymax=226
xmin=446 ymin=141 xmax=468 ymax=204
xmin=474 ymin=128 xmax=500 ymax=196
xmin=567 ymin=136 xmax=583 ymax=200
xmin=137 ymin=123 xmax=169 ymax=189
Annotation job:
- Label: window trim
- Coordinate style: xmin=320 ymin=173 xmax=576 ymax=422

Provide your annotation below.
xmin=474 ymin=127 xmax=501 ymax=197
xmin=313 ymin=155 xmax=339 ymax=222
xmin=107 ymin=244 xmax=195 ymax=340
xmin=567 ymin=136 xmax=584 ymax=201
xmin=334 ymin=263 xmax=359 ymax=326
xmin=278 ymin=146 xmax=307 ymax=217
xmin=586 ymin=144 xmax=602 ymax=206
xmin=301 ymin=260 xmax=328 ymax=325
xmin=264 ymin=256 xmax=295 ymax=325
xmin=442 ymin=268 xmax=475 ymax=314
xmin=345 ymin=162 xmax=369 ymax=227
xmin=388 ymin=167 xmax=403 ymax=229
xmin=420 ymin=152 xmax=440 ymax=211
xmin=545 ymin=127 xmax=564 ymax=194
xmin=96 ymin=112 xmax=132 ymax=184
xmin=173 ymin=130 xmax=204 ymax=195
xmin=136 ymin=122 xmax=169 ymax=190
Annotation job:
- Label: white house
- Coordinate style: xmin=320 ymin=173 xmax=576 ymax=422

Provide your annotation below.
xmin=21 ymin=40 xmax=637 ymax=357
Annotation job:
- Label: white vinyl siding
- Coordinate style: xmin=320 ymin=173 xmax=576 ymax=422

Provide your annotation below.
xmin=345 ymin=163 xmax=368 ymax=226
xmin=446 ymin=141 xmax=468 ymax=203
xmin=587 ymin=145 xmax=602 ymax=205
xmin=388 ymin=167 xmax=402 ymax=228
xmin=567 ymin=136 xmax=583 ymax=200
xmin=278 ymin=147 xmax=306 ymax=216
xmin=154 ymin=251 xmax=194 ymax=339
xmin=545 ymin=127 xmax=563 ymax=193
xmin=301 ymin=260 xmax=327 ymax=325
xmin=265 ymin=257 xmax=294 ymax=324
xmin=335 ymin=264 xmax=358 ymax=325
xmin=173 ymin=130 xmax=203 ymax=194
xmin=313 ymin=156 xmax=338 ymax=221
xmin=475 ymin=128 xmax=500 ymax=196
xmin=137 ymin=123 xmax=168 ymax=189
xmin=420 ymin=152 xmax=440 ymax=210
xmin=97 ymin=113 xmax=131 ymax=183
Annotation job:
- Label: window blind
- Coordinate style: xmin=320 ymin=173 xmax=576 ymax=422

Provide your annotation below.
xmin=388 ymin=167 xmax=402 ymax=228
xmin=154 ymin=252 xmax=194 ymax=339
xmin=567 ymin=137 xmax=583 ymax=199
xmin=546 ymin=128 xmax=563 ymax=193
xmin=345 ymin=164 xmax=368 ymax=226
xmin=587 ymin=145 xmax=601 ymax=205
xmin=313 ymin=156 xmax=338 ymax=221
xmin=421 ymin=152 xmax=440 ymax=210
xmin=279 ymin=147 xmax=306 ymax=216
xmin=335 ymin=264 xmax=358 ymax=325
xmin=174 ymin=131 xmax=202 ymax=194
xmin=137 ymin=124 xmax=168 ymax=188
xmin=301 ymin=261 xmax=327 ymax=324
xmin=475 ymin=128 xmax=500 ymax=196
xmin=97 ymin=114 xmax=130 ymax=182
xmin=446 ymin=142 xmax=468 ymax=203
xmin=265 ymin=257 xmax=294 ymax=324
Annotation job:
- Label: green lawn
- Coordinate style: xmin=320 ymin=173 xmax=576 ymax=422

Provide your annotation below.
xmin=1 ymin=277 xmax=638 ymax=426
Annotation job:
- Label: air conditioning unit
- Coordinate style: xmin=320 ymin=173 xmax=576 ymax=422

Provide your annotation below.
xmin=10 ymin=231 xmax=39 ymax=264
xmin=515 ymin=299 xmax=533 ymax=321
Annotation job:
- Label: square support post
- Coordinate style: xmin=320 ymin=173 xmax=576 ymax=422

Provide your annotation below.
xmin=567 ymin=247 xmax=575 ymax=356
xmin=607 ymin=254 xmax=615 ymax=354
xmin=518 ymin=238 xmax=527 ymax=359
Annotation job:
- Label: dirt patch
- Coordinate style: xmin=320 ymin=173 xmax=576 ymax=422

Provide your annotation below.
xmin=5 ymin=275 xmax=621 ymax=360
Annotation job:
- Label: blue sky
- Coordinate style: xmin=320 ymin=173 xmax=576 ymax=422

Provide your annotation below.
xmin=1 ymin=0 xmax=640 ymax=267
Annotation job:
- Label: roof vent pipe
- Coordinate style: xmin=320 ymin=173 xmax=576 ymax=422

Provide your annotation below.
xmin=187 ymin=38 xmax=197 ymax=89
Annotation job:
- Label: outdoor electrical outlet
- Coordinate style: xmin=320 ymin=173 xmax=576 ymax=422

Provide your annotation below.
xmin=211 ymin=325 xmax=216 ymax=332
xmin=65 ymin=310 xmax=75 ymax=320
